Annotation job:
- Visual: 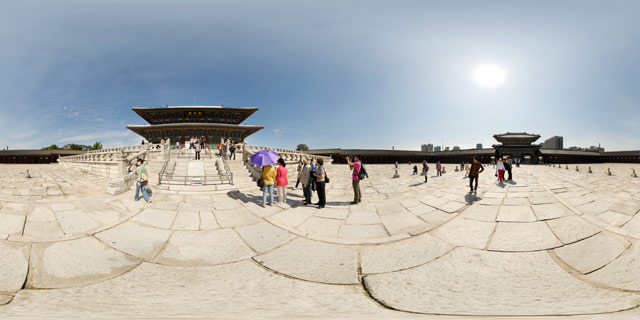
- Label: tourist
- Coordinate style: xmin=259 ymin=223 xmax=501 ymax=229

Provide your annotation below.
xmin=195 ymin=140 xmax=201 ymax=160
xmin=504 ymin=157 xmax=513 ymax=181
xmin=299 ymin=159 xmax=313 ymax=205
xmin=312 ymin=158 xmax=326 ymax=209
xmin=275 ymin=158 xmax=288 ymax=204
xmin=436 ymin=161 xmax=442 ymax=176
xmin=422 ymin=160 xmax=429 ymax=183
xmin=261 ymin=163 xmax=277 ymax=207
xmin=464 ymin=161 xmax=470 ymax=178
xmin=200 ymin=136 xmax=206 ymax=150
xmin=496 ymin=158 xmax=505 ymax=184
xmin=294 ymin=160 xmax=303 ymax=189
xmin=176 ymin=141 xmax=180 ymax=149
xmin=413 ymin=165 xmax=418 ymax=175
xmin=394 ymin=161 xmax=399 ymax=169
xmin=468 ymin=157 xmax=484 ymax=192
xmin=230 ymin=142 xmax=237 ymax=160
xmin=217 ymin=142 xmax=223 ymax=157
xmin=134 ymin=158 xmax=151 ymax=203
xmin=346 ymin=155 xmax=362 ymax=204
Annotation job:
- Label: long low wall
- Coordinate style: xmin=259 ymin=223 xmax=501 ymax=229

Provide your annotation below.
xmin=59 ymin=161 xmax=122 ymax=179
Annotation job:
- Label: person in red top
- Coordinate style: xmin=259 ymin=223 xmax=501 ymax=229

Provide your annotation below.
xmin=275 ymin=158 xmax=288 ymax=204
xmin=422 ymin=160 xmax=429 ymax=183
xmin=346 ymin=155 xmax=362 ymax=204
xmin=436 ymin=161 xmax=442 ymax=176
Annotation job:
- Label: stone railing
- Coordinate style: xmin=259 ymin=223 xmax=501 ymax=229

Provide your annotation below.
xmin=242 ymin=144 xmax=332 ymax=180
xmin=59 ymin=139 xmax=171 ymax=194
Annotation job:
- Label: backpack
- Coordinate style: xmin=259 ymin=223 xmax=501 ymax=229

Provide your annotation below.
xmin=230 ymin=146 xmax=236 ymax=152
xmin=357 ymin=165 xmax=367 ymax=180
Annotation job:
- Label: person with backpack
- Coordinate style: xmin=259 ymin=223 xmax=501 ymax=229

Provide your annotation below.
xmin=134 ymin=158 xmax=151 ymax=203
xmin=422 ymin=160 xmax=429 ymax=183
xmin=346 ymin=155 xmax=363 ymax=204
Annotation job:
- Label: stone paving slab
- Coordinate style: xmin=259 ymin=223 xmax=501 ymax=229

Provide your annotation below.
xmin=0 ymin=213 xmax=25 ymax=235
xmin=254 ymin=237 xmax=358 ymax=284
xmin=430 ymin=217 xmax=495 ymax=249
xmin=546 ymin=215 xmax=600 ymax=244
xmin=96 ymin=222 xmax=171 ymax=259
xmin=458 ymin=205 xmax=499 ymax=222
xmin=496 ymin=205 xmax=537 ymax=222
xmin=587 ymin=243 xmax=640 ymax=291
xmin=338 ymin=224 xmax=388 ymax=239
xmin=488 ymin=222 xmax=562 ymax=252
xmin=30 ymin=236 xmax=140 ymax=289
xmin=363 ymin=247 xmax=640 ymax=315
xmin=360 ymin=232 xmax=453 ymax=274
xmin=235 ymin=221 xmax=296 ymax=253
xmin=532 ymin=203 xmax=574 ymax=220
xmin=0 ymin=242 xmax=30 ymax=292
xmin=156 ymin=230 xmax=254 ymax=266
xmin=132 ymin=208 xmax=177 ymax=229
xmin=554 ymin=233 xmax=628 ymax=274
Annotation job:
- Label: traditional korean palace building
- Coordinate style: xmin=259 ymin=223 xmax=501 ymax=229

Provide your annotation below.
xmin=127 ymin=105 xmax=263 ymax=148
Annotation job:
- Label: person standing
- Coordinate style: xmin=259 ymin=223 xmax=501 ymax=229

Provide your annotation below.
xmin=496 ymin=158 xmax=506 ymax=184
xmin=299 ymin=159 xmax=312 ymax=205
xmin=346 ymin=155 xmax=362 ymax=204
xmin=436 ymin=161 xmax=442 ymax=176
xmin=217 ymin=142 xmax=223 ymax=157
xmin=230 ymin=142 xmax=237 ymax=160
xmin=464 ymin=161 xmax=470 ymax=178
xmin=195 ymin=140 xmax=201 ymax=160
xmin=275 ymin=158 xmax=288 ymax=204
xmin=394 ymin=161 xmax=399 ymax=169
xmin=312 ymin=159 xmax=326 ymax=209
xmin=468 ymin=157 xmax=484 ymax=192
xmin=294 ymin=160 xmax=303 ymax=189
xmin=422 ymin=160 xmax=429 ymax=183
xmin=413 ymin=165 xmax=418 ymax=175
xmin=261 ymin=163 xmax=277 ymax=207
xmin=504 ymin=157 xmax=513 ymax=181
xmin=134 ymin=159 xmax=151 ymax=203
xmin=200 ymin=136 xmax=206 ymax=150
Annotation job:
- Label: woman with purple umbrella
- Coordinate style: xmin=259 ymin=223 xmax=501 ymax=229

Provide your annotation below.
xmin=250 ymin=150 xmax=280 ymax=207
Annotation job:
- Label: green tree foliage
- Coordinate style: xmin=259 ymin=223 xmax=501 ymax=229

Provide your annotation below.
xmin=89 ymin=141 xmax=103 ymax=150
xmin=296 ymin=144 xmax=309 ymax=151
xmin=67 ymin=144 xmax=85 ymax=151
xmin=43 ymin=144 xmax=59 ymax=150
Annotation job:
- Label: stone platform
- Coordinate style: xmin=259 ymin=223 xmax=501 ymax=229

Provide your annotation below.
xmin=1 ymin=163 xmax=639 ymax=319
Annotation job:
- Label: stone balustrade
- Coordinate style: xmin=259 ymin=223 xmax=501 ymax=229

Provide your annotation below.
xmin=243 ymin=144 xmax=332 ymax=165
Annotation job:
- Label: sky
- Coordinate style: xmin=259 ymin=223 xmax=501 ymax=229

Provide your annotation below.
xmin=1 ymin=0 xmax=639 ymax=151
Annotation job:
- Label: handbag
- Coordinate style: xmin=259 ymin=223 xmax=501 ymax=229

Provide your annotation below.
xmin=323 ymin=167 xmax=330 ymax=183
xmin=257 ymin=178 xmax=264 ymax=188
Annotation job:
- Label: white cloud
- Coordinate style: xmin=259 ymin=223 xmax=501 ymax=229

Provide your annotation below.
xmin=273 ymin=128 xmax=284 ymax=135
xmin=59 ymin=130 xmax=133 ymax=143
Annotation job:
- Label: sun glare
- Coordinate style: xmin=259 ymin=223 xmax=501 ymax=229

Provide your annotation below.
xmin=473 ymin=64 xmax=506 ymax=88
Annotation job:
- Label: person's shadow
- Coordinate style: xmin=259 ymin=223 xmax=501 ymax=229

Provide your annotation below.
xmin=464 ymin=192 xmax=482 ymax=204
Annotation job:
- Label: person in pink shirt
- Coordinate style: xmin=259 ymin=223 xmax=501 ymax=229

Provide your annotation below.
xmin=275 ymin=158 xmax=288 ymax=204
xmin=346 ymin=155 xmax=362 ymax=204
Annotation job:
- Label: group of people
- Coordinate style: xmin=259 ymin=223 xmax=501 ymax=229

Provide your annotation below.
xmin=216 ymin=139 xmax=238 ymax=160
xmin=495 ymin=157 xmax=514 ymax=184
xmin=260 ymin=157 xmax=329 ymax=208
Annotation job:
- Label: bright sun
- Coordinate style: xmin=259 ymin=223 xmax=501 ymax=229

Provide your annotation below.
xmin=473 ymin=64 xmax=506 ymax=88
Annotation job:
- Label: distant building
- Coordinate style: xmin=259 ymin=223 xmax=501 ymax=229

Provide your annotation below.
xmin=444 ymin=146 xmax=450 ymax=151
xmin=543 ymin=136 xmax=563 ymax=150
xmin=452 ymin=146 xmax=460 ymax=151
xmin=421 ymin=144 xmax=434 ymax=152
xmin=434 ymin=146 xmax=441 ymax=152
xmin=476 ymin=143 xmax=483 ymax=149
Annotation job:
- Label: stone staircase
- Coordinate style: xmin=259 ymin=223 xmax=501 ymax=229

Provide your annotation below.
xmin=153 ymin=149 xmax=257 ymax=193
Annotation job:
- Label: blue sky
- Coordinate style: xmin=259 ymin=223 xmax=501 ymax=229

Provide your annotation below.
xmin=1 ymin=0 xmax=639 ymax=151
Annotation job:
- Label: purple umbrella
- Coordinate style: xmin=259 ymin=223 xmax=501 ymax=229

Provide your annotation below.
xmin=250 ymin=149 xmax=280 ymax=167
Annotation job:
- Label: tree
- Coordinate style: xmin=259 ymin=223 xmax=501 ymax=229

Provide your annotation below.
xmin=43 ymin=144 xmax=59 ymax=150
xmin=89 ymin=141 xmax=103 ymax=150
xmin=296 ymin=144 xmax=309 ymax=151
xmin=67 ymin=144 xmax=85 ymax=151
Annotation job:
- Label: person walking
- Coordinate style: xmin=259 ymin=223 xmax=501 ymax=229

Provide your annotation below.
xmin=299 ymin=159 xmax=313 ymax=205
xmin=261 ymin=163 xmax=277 ymax=207
xmin=505 ymin=157 xmax=513 ymax=181
xmin=346 ymin=155 xmax=362 ymax=204
xmin=436 ymin=161 xmax=442 ymax=176
xmin=422 ymin=160 xmax=429 ymax=183
xmin=312 ymin=159 xmax=326 ymax=209
xmin=200 ymin=136 xmax=206 ymax=150
xmin=468 ymin=157 xmax=485 ymax=192
xmin=413 ymin=165 xmax=418 ymax=175
xmin=294 ymin=160 xmax=303 ymax=189
xmin=134 ymin=158 xmax=151 ymax=203
xmin=275 ymin=158 xmax=288 ymax=204
xmin=496 ymin=158 xmax=506 ymax=184
xmin=464 ymin=161 xmax=470 ymax=178
xmin=217 ymin=142 xmax=223 ymax=157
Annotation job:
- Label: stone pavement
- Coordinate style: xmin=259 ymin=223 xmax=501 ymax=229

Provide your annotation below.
xmin=1 ymin=163 xmax=640 ymax=319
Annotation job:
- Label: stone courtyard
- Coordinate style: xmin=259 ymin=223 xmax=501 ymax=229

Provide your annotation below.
xmin=1 ymin=162 xmax=640 ymax=319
